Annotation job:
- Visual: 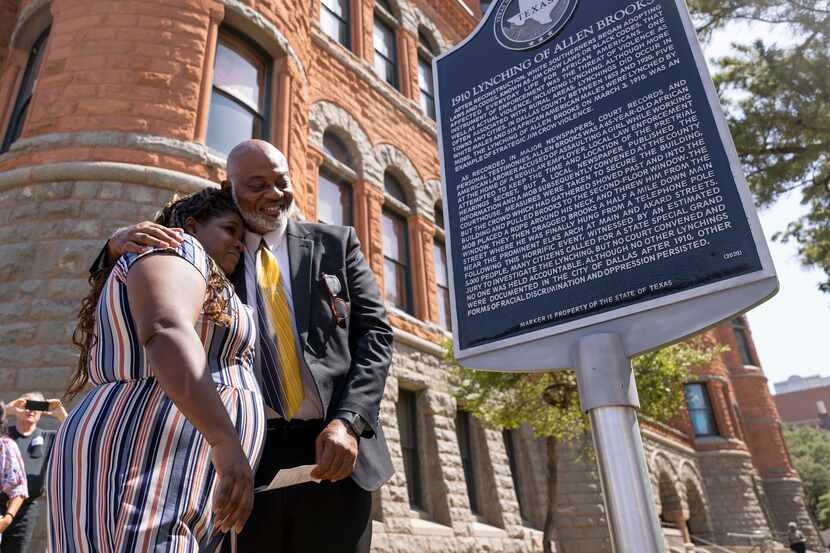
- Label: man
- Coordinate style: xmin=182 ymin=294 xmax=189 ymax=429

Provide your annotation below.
xmin=787 ymin=521 xmax=807 ymax=553
xmin=100 ymin=140 xmax=394 ymax=552
xmin=4 ymin=393 xmax=66 ymax=553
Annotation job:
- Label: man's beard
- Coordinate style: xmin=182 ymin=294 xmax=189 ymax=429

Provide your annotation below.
xmin=232 ymin=188 xmax=289 ymax=234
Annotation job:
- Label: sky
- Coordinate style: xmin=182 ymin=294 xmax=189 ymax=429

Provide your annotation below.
xmin=701 ymin=23 xmax=830 ymax=392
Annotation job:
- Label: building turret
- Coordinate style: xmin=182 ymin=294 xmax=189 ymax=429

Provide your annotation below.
xmin=714 ymin=316 xmax=822 ymax=550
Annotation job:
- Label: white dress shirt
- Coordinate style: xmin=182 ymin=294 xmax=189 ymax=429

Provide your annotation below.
xmin=245 ymin=227 xmax=323 ymax=420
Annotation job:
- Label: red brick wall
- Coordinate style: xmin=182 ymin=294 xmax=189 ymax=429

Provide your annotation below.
xmin=774 ymin=386 xmax=830 ymax=426
xmin=0 ymin=0 xmax=20 ymax=70
xmin=713 ymin=323 xmax=795 ymax=478
xmin=26 ymin=1 xmax=211 ymax=140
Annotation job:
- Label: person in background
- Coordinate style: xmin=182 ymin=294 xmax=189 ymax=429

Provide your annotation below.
xmin=3 ymin=393 xmax=66 ymax=553
xmin=0 ymin=403 xmax=28 ymax=546
xmin=787 ymin=521 xmax=807 ymax=553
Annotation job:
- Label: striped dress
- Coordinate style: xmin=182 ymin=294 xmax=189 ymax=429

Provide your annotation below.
xmin=48 ymin=235 xmax=265 ymax=552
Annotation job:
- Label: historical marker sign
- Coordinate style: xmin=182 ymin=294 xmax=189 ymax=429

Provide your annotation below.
xmin=434 ymin=0 xmax=778 ymax=369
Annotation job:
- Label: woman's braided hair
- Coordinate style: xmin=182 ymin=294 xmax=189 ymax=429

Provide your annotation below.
xmin=67 ymin=187 xmax=241 ymax=400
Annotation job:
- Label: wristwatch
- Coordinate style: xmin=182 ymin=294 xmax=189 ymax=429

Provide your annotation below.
xmin=335 ymin=411 xmax=367 ymax=438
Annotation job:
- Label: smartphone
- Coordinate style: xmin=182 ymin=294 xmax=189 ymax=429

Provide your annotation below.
xmin=24 ymin=400 xmax=50 ymax=412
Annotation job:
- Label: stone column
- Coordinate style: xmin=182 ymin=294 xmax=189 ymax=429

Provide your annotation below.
xmin=667 ymin=511 xmax=691 ymax=544
xmin=420 ymin=219 xmax=438 ymax=324
xmin=395 ymin=30 xmax=414 ymax=100
xmin=193 ymin=5 xmax=224 ymax=142
xmin=351 ymin=0 xmax=365 ymax=59
xmin=352 ymin=178 xmax=374 ymax=258
xmin=405 ymin=214 xmax=431 ymax=321
xmin=359 ymin=0 xmax=374 ymax=65
xmin=362 ymin=183 xmax=386 ymax=284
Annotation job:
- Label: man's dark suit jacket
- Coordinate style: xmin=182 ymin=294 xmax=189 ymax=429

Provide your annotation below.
xmin=231 ymin=220 xmax=395 ymax=491
xmin=91 ymin=220 xmax=395 ymax=491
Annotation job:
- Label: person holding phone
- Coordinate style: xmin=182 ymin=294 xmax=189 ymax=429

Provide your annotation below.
xmin=0 ymin=403 xmax=28 ymax=546
xmin=48 ymin=188 xmax=265 ymax=552
xmin=3 ymin=393 xmax=65 ymax=553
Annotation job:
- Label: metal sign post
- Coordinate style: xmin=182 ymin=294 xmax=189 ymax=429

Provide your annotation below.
xmin=576 ymin=333 xmax=665 ymax=553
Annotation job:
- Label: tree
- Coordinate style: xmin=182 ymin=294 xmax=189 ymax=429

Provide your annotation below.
xmin=446 ymin=336 xmax=723 ymax=553
xmin=783 ymin=426 xmax=830 ymax=523
xmin=686 ymin=0 xmax=830 ymax=291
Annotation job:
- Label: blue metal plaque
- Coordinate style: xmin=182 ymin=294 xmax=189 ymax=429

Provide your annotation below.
xmin=434 ymin=0 xmax=777 ymax=365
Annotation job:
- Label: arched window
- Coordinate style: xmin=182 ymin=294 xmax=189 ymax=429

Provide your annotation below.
xmin=417 ymin=29 xmax=438 ymax=120
xmin=317 ymin=131 xmax=355 ymax=226
xmin=321 ymin=0 xmax=350 ymax=49
xmin=684 ymin=383 xmax=719 ymax=437
xmin=730 ymin=317 xmax=757 ymax=366
xmin=382 ymin=171 xmax=413 ymax=313
xmin=373 ymin=0 xmax=399 ymax=89
xmin=206 ymin=30 xmax=271 ymax=156
xmin=2 ymin=29 xmax=49 ymax=153
xmin=322 ymin=130 xmax=354 ymax=167
xmin=433 ymin=202 xmax=451 ymax=329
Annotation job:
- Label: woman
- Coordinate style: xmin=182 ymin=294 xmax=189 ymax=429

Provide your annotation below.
xmin=48 ymin=188 xmax=265 ymax=551
xmin=0 ymin=403 xmax=27 ymax=544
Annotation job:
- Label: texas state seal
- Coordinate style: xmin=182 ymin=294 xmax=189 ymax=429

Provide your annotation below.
xmin=494 ymin=0 xmax=579 ymax=50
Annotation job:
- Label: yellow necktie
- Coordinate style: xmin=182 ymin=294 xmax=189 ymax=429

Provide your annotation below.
xmin=256 ymin=239 xmax=304 ymax=419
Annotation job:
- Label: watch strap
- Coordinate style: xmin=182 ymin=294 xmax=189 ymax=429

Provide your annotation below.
xmin=335 ymin=411 xmax=366 ymax=437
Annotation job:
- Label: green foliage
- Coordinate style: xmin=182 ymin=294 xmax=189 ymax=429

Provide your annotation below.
xmin=687 ymin=0 xmax=830 ymax=291
xmin=817 ymin=490 xmax=830 ymax=529
xmin=446 ymin=336 xmax=723 ymax=445
xmin=783 ymin=426 xmax=830 ymax=522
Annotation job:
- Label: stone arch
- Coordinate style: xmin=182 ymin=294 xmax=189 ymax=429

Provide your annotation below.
xmin=372 ymin=143 xmax=425 ymax=212
xmin=411 ymin=8 xmax=450 ymax=53
xmin=424 ymin=179 xmax=442 ymax=221
xmin=309 ymin=101 xmax=374 ymax=178
xmin=382 ymin=0 xmax=418 ymax=32
xmin=217 ymin=0 xmax=306 ymax=81
xmin=10 ymin=0 xmax=52 ymax=51
xmin=651 ymin=452 xmax=684 ymax=523
xmin=424 ymin=179 xmax=443 ymax=205
xmin=679 ymin=462 xmax=714 ymax=540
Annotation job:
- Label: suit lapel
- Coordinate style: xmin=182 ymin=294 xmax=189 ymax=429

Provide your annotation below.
xmin=286 ymin=221 xmax=313 ymax=342
xmin=231 ymin=256 xmax=248 ymax=304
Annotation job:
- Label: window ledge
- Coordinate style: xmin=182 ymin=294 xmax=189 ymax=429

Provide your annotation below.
xmin=388 ymin=305 xmax=448 ymax=338
xmin=409 ymin=517 xmax=455 ymax=536
xmin=470 ymin=521 xmax=508 ymax=538
xmin=692 ymin=435 xmax=744 ymax=447
xmin=692 ymin=435 xmax=726 ymax=443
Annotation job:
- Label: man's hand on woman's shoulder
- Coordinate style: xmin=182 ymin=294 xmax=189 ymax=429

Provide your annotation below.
xmin=107 ymin=222 xmax=184 ymax=259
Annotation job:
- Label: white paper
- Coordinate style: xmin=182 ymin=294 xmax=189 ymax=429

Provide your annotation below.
xmin=254 ymin=464 xmax=321 ymax=493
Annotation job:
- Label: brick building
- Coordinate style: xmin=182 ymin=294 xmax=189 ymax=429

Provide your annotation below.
xmin=774 ymin=375 xmax=830 ymax=430
xmin=0 ymin=0 xmax=822 ymax=551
